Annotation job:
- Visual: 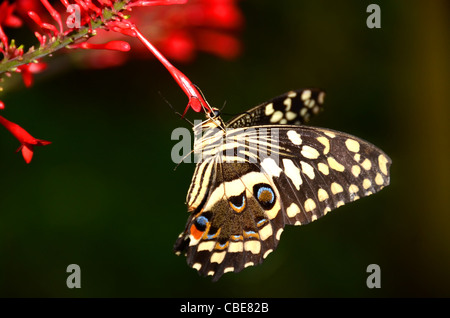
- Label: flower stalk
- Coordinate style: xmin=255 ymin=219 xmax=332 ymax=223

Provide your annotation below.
xmin=128 ymin=23 xmax=212 ymax=115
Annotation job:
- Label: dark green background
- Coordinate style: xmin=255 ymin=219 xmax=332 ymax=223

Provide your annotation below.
xmin=1 ymin=0 xmax=449 ymax=297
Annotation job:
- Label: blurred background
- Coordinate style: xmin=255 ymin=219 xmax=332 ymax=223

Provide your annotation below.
xmin=0 ymin=0 xmax=449 ymax=297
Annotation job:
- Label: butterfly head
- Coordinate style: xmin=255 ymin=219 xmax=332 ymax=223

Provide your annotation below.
xmin=208 ymin=107 xmax=221 ymax=119
xmin=194 ymin=107 xmax=225 ymax=132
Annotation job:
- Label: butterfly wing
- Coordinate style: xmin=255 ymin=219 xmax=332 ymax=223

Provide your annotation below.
xmin=174 ymin=125 xmax=391 ymax=281
xmin=226 ymin=89 xmax=325 ymax=128
xmin=265 ymin=126 xmax=391 ymax=226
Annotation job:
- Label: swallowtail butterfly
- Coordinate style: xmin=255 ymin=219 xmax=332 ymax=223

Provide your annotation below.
xmin=174 ymin=89 xmax=391 ymax=281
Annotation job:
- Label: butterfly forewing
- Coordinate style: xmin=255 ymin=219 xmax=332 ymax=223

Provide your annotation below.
xmin=266 ymin=126 xmax=391 ymax=226
xmin=227 ymin=89 xmax=325 ymax=128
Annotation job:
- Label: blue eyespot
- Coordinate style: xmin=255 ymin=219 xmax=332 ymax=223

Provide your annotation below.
xmin=253 ymin=183 xmax=276 ymax=210
xmin=257 ymin=186 xmax=275 ymax=203
xmin=196 ymin=216 xmax=208 ymax=226
xmin=195 ymin=215 xmax=209 ymax=231
xmin=229 ymin=192 xmax=246 ymax=213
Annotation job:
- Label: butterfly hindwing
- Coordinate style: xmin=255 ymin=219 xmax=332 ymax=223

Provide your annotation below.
xmin=227 ymin=89 xmax=325 ymax=128
xmin=174 ymin=162 xmax=285 ymax=281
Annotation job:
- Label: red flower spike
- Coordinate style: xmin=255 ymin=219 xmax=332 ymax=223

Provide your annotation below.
xmin=0 ymin=101 xmax=5 ymax=110
xmin=126 ymin=23 xmax=211 ymax=114
xmin=0 ymin=115 xmax=51 ymax=164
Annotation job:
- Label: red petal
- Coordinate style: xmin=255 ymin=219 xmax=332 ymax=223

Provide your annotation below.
xmin=161 ymin=32 xmax=195 ymax=62
xmin=188 ymin=97 xmax=202 ymax=113
xmin=100 ymin=41 xmax=131 ymax=51
xmin=0 ymin=115 xmax=35 ymax=144
xmin=21 ymin=145 xmax=34 ymax=164
xmin=5 ymin=15 xmax=23 ymax=28
xmin=28 ymin=62 xmax=47 ymax=73
xmin=36 ymin=139 xmax=52 ymax=146
xmin=84 ymin=51 xmax=128 ymax=69
xmin=127 ymin=0 xmax=188 ymax=7
xmin=21 ymin=67 xmax=34 ymax=87
xmin=73 ymin=41 xmax=131 ymax=52
xmin=196 ymin=30 xmax=241 ymax=60
xmin=39 ymin=0 xmax=63 ymax=33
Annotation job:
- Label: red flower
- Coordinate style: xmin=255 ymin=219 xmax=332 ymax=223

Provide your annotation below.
xmin=1 ymin=0 xmax=242 ymax=162
xmin=17 ymin=60 xmax=47 ymax=87
xmin=0 ymin=115 xmax=51 ymax=163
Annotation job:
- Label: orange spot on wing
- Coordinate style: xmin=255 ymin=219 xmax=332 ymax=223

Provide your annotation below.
xmin=190 ymin=224 xmax=204 ymax=240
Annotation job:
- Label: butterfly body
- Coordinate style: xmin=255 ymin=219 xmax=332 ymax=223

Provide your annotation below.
xmin=174 ymin=89 xmax=391 ymax=281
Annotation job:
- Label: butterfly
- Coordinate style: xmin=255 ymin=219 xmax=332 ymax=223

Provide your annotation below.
xmin=174 ymin=89 xmax=391 ymax=281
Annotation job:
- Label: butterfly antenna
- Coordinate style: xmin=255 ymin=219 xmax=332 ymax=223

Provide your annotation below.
xmin=173 ymin=148 xmax=196 ymax=171
xmin=192 ymin=84 xmax=214 ymax=114
xmin=218 ymin=101 xmax=249 ymax=118
xmin=220 ymin=100 xmax=227 ymax=112
xmin=158 ymin=91 xmax=194 ymax=126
